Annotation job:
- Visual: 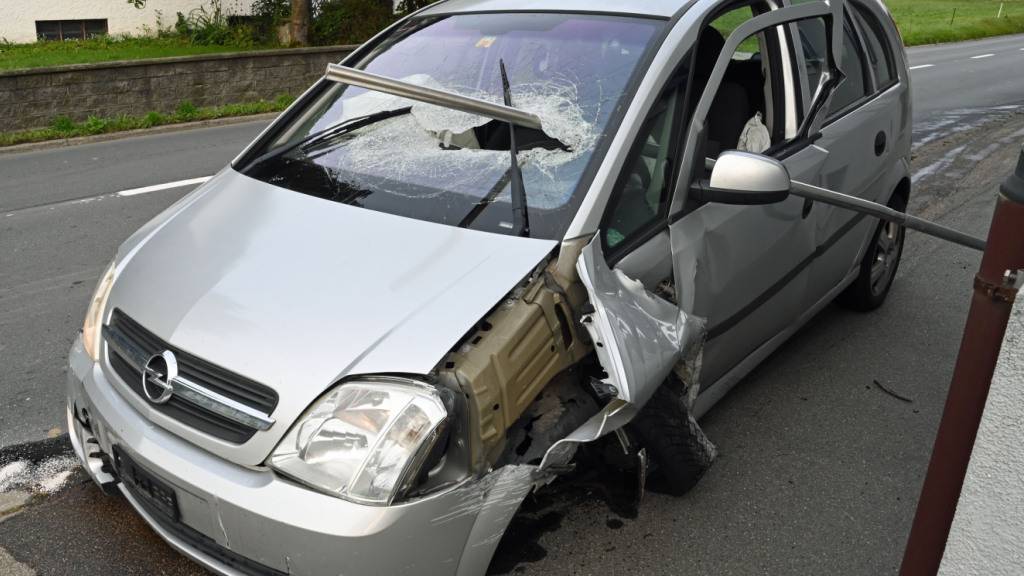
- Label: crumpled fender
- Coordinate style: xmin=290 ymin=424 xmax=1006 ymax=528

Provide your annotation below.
xmin=539 ymin=237 xmax=706 ymax=471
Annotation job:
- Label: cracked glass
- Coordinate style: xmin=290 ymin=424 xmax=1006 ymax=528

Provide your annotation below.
xmin=243 ymin=13 xmax=664 ymax=240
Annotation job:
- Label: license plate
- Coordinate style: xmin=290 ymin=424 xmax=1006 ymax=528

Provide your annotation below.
xmin=113 ymin=445 xmax=180 ymax=521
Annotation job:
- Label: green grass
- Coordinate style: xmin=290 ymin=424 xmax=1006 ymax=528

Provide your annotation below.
xmin=0 ymin=95 xmax=295 ymax=148
xmin=0 ymin=35 xmax=268 ymax=71
xmin=884 ymin=0 xmax=1024 ymax=46
xmin=711 ymin=1 xmax=1024 ymax=48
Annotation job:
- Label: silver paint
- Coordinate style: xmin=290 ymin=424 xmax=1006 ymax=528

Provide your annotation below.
xmin=709 ymin=150 xmax=792 ymax=193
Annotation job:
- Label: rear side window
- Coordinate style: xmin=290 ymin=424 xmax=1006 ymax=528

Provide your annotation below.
xmin=851 ymin=3 xmax=896 ymax=88
xmin=828 ymin=16 xmax=869 ymax=116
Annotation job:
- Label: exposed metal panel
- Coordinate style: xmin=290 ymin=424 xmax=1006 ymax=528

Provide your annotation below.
xmin=575 ymin=238 xmax=705 ymax=408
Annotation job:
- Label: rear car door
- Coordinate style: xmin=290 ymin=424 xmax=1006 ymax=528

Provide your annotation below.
xmin=800 ymin=2 xmax=908 ymax=305
xmin=666 ymin=0 xmax=845 ymax=395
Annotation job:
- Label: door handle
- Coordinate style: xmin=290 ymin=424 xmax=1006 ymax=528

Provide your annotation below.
xmin=874 ymin=131 xmax=887 ymax=157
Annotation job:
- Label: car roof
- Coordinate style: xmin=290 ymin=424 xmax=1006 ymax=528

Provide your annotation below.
xmin=417 ymin=0 xmax=686 ymax=19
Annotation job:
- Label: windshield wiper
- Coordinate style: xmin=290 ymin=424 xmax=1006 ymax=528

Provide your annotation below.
xmin=242 ymin=106 xmax=412 ymax=171
xmin=499 ymin=59 xmax=530 ymax=238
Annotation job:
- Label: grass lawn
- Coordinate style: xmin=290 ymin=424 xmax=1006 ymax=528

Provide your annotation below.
xmin=884 ymin=0 xmax=1024 ymax=45
xmin=711 ymin=1 xmax=1024 ymax=48
xmin=0 ymin=36 xmax=268 ymax=71
xmin=0 ymin=96 xmax=293 ymax=148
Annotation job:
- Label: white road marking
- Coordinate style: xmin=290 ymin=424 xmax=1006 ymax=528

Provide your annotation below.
xmin=117 ymin=176 xmax=211 ymax=197
xmin=909 ymin=64 xmax=935 ymax=70
xmin=971 ymin=53 xmax=995 ymax=60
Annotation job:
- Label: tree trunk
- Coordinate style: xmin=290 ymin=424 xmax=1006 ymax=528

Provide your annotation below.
xmin=290 ymin=0 xmax=311 ymax=46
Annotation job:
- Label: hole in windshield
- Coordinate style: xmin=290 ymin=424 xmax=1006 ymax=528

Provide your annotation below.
xmin=241 ymin=12 xmax=664 ymax=240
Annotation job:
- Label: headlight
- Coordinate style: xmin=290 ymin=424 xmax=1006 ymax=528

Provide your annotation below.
xmin=82 ymin=261 xmax=116 ymax=361
xmin=269 ymin=378 xmax=448 ymax=505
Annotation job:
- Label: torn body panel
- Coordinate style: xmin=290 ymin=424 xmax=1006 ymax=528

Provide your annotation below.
xmin=576 ymin=238 xmax=705 ymax=408
xmin=537 ymin=237 xmax=706 ymax=471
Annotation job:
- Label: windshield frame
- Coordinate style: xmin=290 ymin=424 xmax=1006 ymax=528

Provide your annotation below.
xmin=232 ymin=10 xmax=671 ymax=241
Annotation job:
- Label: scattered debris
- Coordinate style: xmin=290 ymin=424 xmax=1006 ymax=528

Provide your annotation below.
xmin=0 ymin=456 xmax=79 ymax=495
xmin=872 ymin=379 xmax=914 ymax=404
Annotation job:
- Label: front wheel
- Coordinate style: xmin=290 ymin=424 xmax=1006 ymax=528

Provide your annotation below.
xmin=630 ymin=376 xmax=716 ymax=496
xmin=837 ymin=192 xmax=907 ymax=312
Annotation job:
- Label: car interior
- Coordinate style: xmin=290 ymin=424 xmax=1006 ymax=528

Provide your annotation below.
xmin=603 ymin=1 xmax=793 ymax=257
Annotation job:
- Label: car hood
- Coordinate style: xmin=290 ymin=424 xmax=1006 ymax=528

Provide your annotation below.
xmin=106 ymin=170 xmax=557 ymax=464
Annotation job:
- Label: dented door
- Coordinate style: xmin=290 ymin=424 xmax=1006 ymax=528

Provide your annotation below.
xmin=668 ymin=1 xmax=845 ymax=390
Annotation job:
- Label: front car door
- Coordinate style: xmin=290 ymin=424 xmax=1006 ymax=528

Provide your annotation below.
xmin=666 ymin=0 xmax=845 ymax=412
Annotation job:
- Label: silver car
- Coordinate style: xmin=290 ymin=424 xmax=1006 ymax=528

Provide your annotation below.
xmin=67 ymin=0 xmax=910 ymax=574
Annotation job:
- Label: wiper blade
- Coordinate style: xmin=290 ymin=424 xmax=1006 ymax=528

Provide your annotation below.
xmin=242 ymin=106 xmax=411 ymax=171
xmin=499 ymin=59 xmax=530 ymax=238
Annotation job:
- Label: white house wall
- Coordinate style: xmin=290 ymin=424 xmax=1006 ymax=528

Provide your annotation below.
xmin=0 ymin=0 xmax=252 ymax=44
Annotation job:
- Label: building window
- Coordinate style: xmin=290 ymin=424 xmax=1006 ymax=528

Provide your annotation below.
xmin=36 ymin=20 xmax=108 ymax=41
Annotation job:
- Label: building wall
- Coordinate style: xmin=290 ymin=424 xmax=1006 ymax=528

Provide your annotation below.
xmin=0 ymin=46 xmax=355 ymax=132
xmin=0 ymin=0 xmax=251 ymax=44
xmin=939 ymin=301 xmax=1024 ymax=575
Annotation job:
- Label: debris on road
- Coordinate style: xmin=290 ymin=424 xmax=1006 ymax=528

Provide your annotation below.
xmin=0 ymin=456 xmax=79 ymax=496
xmin=873 ymin=379 xmax=915 ymax=404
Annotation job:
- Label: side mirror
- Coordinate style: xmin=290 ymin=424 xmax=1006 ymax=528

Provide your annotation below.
xmin=691 ymin=150 xmax=791 ymax=205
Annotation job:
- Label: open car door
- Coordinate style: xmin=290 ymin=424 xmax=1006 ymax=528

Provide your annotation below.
xmin=541 ymin=0 xmax=846 ymax=470
xmin=667 ymin=0 xmax=846 ymax=413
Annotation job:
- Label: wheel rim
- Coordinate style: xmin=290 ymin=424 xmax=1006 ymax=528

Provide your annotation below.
xmin=869 ymin=220 xmax=903 ymax=296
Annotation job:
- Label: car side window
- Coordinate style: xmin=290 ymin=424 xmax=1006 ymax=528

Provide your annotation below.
xmin=794 ymin=18 xmax=827 ymax=110
xmin=851 ymin=3 xmax=896 ymax=89
xmin=602 ymin=87 xmax=681 ymax=252
xmin=827 ymin=14 xmax=870 ymax=116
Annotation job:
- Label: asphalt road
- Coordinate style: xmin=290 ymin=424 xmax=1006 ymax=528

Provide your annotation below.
xmin=1 ymin=33 xmax=1024 ymax=575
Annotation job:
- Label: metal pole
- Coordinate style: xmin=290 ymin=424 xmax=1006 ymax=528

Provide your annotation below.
xmin=323 ymin=64 xmax=545 ymax=131
xmin=789 ymin=180 xmax=986 ymax=251
xmin=701 ymin=156 xmax=987 ymax=251
xmin=899 ymin=147 xmax=1024 ymax=575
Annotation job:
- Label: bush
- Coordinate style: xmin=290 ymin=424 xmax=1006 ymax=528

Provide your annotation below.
xmin=311 ymin=0 xmax=395 ymax=45
xmin=82 ymin=116 xmax=108 ymax=135
xmin=141 ymin=111 xmax=166 ymax=128
xmin=395 ymin=0 xmax=439 ymax=16
xmin=176 ymin=101 xmax=199 ymax=118
xmin=51 ymin=115 xmax=75 ymax=132
xmin=175 ymin=0 xmax=257 ymax=46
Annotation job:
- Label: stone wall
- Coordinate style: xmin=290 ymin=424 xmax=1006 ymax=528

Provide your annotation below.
xmin=0 ymin=45 xmax=355 ymax=132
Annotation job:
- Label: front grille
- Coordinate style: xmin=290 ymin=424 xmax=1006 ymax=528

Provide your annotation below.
xmin=104 ymin=309 xmax=278 ymax=444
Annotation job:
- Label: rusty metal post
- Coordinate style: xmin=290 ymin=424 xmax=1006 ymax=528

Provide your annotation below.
xmin=900 ymin=147 xmax=1024 ymax=575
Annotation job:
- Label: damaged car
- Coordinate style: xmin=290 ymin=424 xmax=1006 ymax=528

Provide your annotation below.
xmin=66 ymin=0 xmax=911 ymax=574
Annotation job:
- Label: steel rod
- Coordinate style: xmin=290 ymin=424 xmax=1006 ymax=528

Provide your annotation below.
xmin=702 ymin=156 xmax=987 ymax=251
xmin=788 ymin=180 xmax=987 ymax=251
xmin=324 ymin=64 xmax=544 ymax=131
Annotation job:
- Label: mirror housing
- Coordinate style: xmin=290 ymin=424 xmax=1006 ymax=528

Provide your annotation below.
xmin=691 ymin=150 xmax=791 ymax=205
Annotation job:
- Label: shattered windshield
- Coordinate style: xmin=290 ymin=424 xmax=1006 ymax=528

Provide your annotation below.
xmin=242 ymin=12 xmax=664 ymax=240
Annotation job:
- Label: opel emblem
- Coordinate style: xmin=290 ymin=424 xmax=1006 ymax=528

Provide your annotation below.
xmin=143 ymin=350 xmax=177 ymax=404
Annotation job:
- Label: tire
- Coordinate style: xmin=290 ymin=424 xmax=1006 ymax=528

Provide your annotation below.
xmin=630 ymin=376 xmax=716 ymax=496
xmin=837 ymin=192 xmax=908 ymax=312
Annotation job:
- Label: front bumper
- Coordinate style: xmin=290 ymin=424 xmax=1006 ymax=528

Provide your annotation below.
xmin=66 ymin=335 xmax=533 ymax=576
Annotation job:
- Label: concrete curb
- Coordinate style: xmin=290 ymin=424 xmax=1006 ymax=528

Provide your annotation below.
xmin=0 ymin=492 xmax=31 ymax=520
xmin=0 ymin=112 xmax=278 ymax=156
